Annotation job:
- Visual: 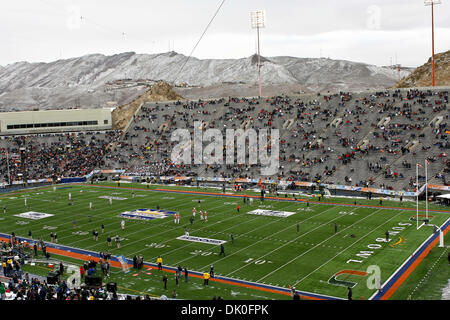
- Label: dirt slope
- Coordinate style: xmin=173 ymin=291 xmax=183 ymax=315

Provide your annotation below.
xmin=394 ymin=50 xmax=450 ymax=88
xmin=112 ymin=81 xmax=183 ymax=130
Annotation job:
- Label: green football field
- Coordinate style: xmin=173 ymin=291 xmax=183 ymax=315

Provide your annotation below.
xmin=0 ymin=183 xmax=449 ymax=300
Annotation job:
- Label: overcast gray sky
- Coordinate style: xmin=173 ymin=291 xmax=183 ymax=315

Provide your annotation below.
xmin=1 ymin=0 xmax=449 ymax=67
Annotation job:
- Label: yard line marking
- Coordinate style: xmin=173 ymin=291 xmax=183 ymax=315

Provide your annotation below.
xmin=93 ymin=190 xmax=309 ymax=255
xmin=3 ymin=185 xmax=224 ymax=253
xmin=292 ymin=209 xmax=404 ymax=286
xmin=202 ymin=205 xmax=360 ymax=275
xmin=223 ymin=208 xmax=358 ymax=282
xmin=255 ymin=208 xmax=385 ymax=282
xmin=170 ymin=201 xmax=319 ymax=265
xmin=5 ymin=185 xmax=182 ymax=242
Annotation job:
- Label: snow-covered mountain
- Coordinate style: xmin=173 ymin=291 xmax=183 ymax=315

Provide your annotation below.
xmin=0 ymin=51 xmax=414 ymax=111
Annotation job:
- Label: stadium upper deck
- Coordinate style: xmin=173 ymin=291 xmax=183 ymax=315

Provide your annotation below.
xmin=0 ymin=88 xmax=448 ymax=192
xmin=105 ymin=88 xmax=448 ymax=192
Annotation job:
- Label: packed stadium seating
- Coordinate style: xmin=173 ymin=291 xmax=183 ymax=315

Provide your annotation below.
xmin=0 ymin=131 xmax=122 ymax=182
xmin=104 ymin=88 xmax=448 ymax=191
xmin=0 ymin=88 xmax=448 ymax=192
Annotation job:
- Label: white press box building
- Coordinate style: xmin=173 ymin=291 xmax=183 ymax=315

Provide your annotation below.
xmin=0 ymin=109 xmax=112 ymax=135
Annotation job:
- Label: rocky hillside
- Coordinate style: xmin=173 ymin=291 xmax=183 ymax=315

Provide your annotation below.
xmin=0 ymin=51 xmax=415 ymax=111
xmin=395 ymin=50 xmax=450 ymax=88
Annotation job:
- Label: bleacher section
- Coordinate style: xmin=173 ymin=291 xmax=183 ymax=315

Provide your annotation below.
xmin=0 ymin=88 xmax=448 ymax=193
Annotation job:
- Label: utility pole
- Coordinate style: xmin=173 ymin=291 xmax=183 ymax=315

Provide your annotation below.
xmin=424 ymin=0 xmax=441 ymax=87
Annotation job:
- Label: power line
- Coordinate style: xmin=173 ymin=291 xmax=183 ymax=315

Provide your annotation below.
xmin=36 ymin=0 xmax=130 ymax=41
xmin=172 ymin=0 xmax=227 ymax=84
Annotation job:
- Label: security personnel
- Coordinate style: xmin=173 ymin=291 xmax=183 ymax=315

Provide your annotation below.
xmin=157 ymin=256 xmax=163 ymax=271
xmin=203 ymin=272 xmax=210 ymax=286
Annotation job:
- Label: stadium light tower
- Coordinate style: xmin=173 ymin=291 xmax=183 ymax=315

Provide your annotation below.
xmin=424 ymin=0 xmax=441 ymax=87
xmin=251 ymin=10 xmax=265 ymax=98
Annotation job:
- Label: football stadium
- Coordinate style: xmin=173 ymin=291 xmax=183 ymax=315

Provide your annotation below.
xmin=0 ymin=0 xmax=449 ymax=307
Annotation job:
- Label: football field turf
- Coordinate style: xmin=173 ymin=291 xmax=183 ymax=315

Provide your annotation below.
xmin=1 ymin=183 xmax=449 ymax=300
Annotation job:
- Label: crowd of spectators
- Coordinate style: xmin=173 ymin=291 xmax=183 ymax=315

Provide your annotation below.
xmin=0 ymin=234 xmax=160 ymax=301
xmin=0 ymin=130 xmax=121 ymax=182
xmin=0 ymin=89 xmax=448 ymax=192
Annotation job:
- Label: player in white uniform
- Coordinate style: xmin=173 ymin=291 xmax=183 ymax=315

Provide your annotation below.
xmin=89 ymin=202 xmax=93 ymax=210
xmin=200 ymin=211 xmax=204 ymax=221
xmin=121 ymin=220 xmax=125 ymax=230
xmin=177 ymin=213 xmax=181 ymax=224
xmin=69 ymin=193 xmax=71 ymax=201
xmin=109 ymin=197 xmax=112 ymax=205
xmin=24 ymin=198 xmax=27 ymax=207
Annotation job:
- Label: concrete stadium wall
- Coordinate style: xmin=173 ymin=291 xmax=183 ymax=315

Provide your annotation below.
xmin=0 ymin=109 xmax=112 ymax=135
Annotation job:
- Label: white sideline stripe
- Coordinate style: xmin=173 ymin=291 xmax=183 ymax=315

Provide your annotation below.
xmin=223 ymin=205 xmax=360 ymax=277
xmin=3 ymin=184 xmax=193 ymax=250
xmin=187 ymin=203 xmax=328 ymax=269
xmin=368 ymin=217 xmax=450 ymax=300
xmin=129 ymin=203 xmax=266 ymax=260
xmin=89 ymin=201 xmax=242 ymax=255
xmin=293 ymin=209 xmax=402 ymax=286
xmin=172 ymin=201 xmax=319 ymax=266
xmin=256 ymin=207 xmax=382 ymax=282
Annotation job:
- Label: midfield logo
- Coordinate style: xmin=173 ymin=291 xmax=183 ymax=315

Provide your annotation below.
xmin=119 ymin=208 xmax=177 ymax=220
xmin=14 ymin=211 xmax=54 ymax=220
